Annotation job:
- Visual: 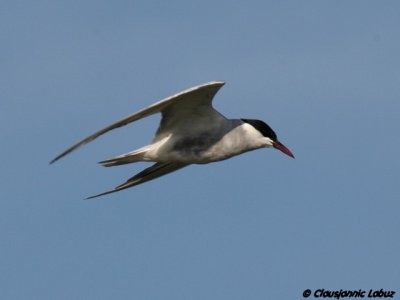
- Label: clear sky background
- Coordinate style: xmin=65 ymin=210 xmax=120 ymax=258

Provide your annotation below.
xmin=1 ymin=1 xmax=399 ymax=299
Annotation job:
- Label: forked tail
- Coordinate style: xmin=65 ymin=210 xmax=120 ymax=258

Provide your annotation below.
xmin=99 ymin=145 xmax=152 ymax=167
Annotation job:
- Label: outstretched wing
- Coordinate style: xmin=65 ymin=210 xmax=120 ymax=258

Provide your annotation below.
xmin=50 ymin=81 xmax=225 ymax=164
xmin=86 ymin=162 xmax=188 ymax=199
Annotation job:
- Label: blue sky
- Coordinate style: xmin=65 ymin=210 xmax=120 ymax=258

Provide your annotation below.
xmin=1 ymin=1 xmax=399 ymax=299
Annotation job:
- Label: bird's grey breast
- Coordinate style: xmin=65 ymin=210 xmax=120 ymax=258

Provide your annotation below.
xmin=172 ymin=131 xmax=225 ymax=154
xmin=169 ymin=119 xmax=244 ymax=163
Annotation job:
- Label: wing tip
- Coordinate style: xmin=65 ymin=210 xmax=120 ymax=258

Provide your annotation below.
xmin=192 ymin=80 xmax=225 ymax=90
xmin=85 ymin=194 xmax=100 ymax=200
xmin=206 ymin=80 xmax=225 ymax=87
xmin=85 ymin=190 xmax=114 ymax=200
xmin=189 ymin=80 xmax=225 ymax=96
xmin=49 ymin=155 xmax=62 ymax=165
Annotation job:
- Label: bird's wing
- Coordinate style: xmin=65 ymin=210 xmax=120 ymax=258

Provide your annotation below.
xmin=86 ymin=162 xmax=188 ymax=199
xmin=50 ymin=81 xmax=225 ymax=164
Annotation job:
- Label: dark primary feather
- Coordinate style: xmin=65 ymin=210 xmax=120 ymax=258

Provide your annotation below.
xmin=85 ymin=162 xmax=188 ymax=199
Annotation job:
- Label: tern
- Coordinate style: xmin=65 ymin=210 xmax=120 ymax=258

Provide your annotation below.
xmin=50 ymin=81 xmax=294 ymax=199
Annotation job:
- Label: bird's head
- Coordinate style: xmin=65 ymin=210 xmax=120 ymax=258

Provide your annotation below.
xmin=241 ymin=119 xmax=294 ymax=158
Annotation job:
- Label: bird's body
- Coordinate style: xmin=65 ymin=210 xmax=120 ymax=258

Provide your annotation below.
xmin=103 ymin=119 xmax=264 ymax=165
xmin=51 ymin=81 xmax=294 ymax=199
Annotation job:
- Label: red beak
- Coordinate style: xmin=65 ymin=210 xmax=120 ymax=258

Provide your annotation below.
xmin=273 ymin=141 xmax=295 ymax=158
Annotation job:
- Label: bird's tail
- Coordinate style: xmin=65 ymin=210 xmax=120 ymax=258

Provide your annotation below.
xmin=99 ymin=146 xmax=151 ymax=167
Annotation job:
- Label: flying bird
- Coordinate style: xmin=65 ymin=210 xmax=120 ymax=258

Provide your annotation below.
xmin=50 ymin=81 xmax=294 ymax=199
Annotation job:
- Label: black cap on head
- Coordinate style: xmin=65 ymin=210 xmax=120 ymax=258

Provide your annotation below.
xmin=241 ymin=119 xmax=277 ymax=141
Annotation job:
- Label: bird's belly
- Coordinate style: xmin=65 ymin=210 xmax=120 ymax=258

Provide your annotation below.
xmin=147 ymin=140 xmax=232 ymax=164
xmin=155 ymin=149 xmax=233 ymax=164
xmin=159 ymin=140 xmax=254 ymax=164
xmin=146 ymin=125 xmax=262 ymax=164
